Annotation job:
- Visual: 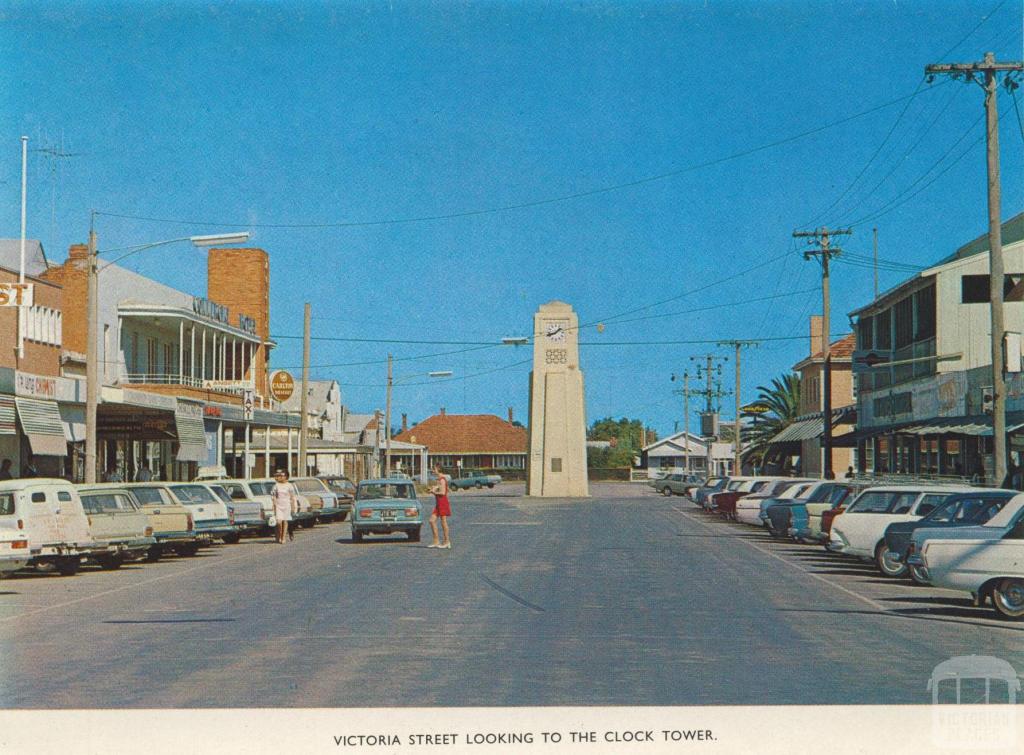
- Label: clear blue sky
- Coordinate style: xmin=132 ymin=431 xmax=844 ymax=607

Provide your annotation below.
xmin=2 ymin=1 xmax=1022 ymax=437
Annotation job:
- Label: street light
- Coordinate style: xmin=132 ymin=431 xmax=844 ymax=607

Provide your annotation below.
xmin=384 ymin=356 xmax=452 ymax=477
xmin=84 ymin=218 xmax=250 ymax=483
xmin=501 ymin=336 xmax=529 ymax=346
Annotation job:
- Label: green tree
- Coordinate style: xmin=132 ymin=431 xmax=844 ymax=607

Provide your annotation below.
xmin=740 ymin=373 xmax=801 ymax=470
xmin=587 ymin=417 xmax=655 ymax=468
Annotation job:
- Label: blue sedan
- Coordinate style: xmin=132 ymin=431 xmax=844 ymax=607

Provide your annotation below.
xmin=351 ymin=479 xmax=424 ymax=543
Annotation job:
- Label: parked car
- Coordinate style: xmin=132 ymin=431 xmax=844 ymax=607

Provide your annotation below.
xmin=650 ymin=473 xmax=697 ymax=497
xmin=204 ymin=483 xmax=265 ymax=541
xmin=123 ymin=483 xmax=205 ymax=556
xmin=450 ymin=470 xmax=502 ymax=490
xmin=351 ymin=478 xmax=424 ymax=542
xmin=0 ymin=479 xmax=100 ymax=576
xmin=790 ymin=482 xmax=868 ymax=542
xmin=249 ymin=479 xmax=317 ymax=527
xmin=716 ymin=478 xmax=788 ymax=520
xmin=692 ymin=477 xmax=727 ymax=507
xmin=130 ymin=483 xmax=236 ymax=546
xmin=77 ymin=486 xmax=156 ymax=569
xmin=705 ymin=477 xmax=756 ymax=512
xmin=920 ymin=507 xmax=1024 ymax=620
xmin=292 ymin=477 xmax=345 ymax=522
xmin=0 ymin=492 xmax=29 ymax=574
xmin=907 ymin=493 xmax=1024 ymax=585
xmin=318 ymin=476 xmax=355 ymax=520
xmin=765 ymin=481 xmax=856 ymax=539
xmin=884 ymin=490 xmax=1017 ymax=583
xmin=827 ymin=484 xmax=975 ymax=576
xmin=735 ymin=481 xmax=813 ymax=526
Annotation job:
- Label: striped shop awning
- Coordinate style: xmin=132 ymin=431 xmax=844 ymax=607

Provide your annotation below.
xmin=15 ymin=397 xmax=68 ymax=456
xmin=174 ymin=403 xmax=207 ymax=462
xmin=0 ymin=396 xmax=15 ymax=435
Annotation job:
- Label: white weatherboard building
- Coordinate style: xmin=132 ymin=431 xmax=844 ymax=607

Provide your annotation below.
xmin=642 ymin=431 xmax=735 ymax=477
xmin=847 ymin=212 xmax=1024 ymax=483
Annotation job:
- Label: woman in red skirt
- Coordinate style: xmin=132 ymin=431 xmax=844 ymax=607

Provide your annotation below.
xmin=427 ymin=465 xmax=452 ymax=549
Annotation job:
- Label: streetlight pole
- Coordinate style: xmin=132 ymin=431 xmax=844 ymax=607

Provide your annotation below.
xmin=298 ymin=302 xmax=311 ymax=475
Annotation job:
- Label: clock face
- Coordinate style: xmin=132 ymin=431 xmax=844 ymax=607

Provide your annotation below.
xmin=545 ymin=321 xmax=568 ymax=342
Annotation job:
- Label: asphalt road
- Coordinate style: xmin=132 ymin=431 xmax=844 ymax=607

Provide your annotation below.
xmin=1 ymin=482 xmax=1020 ymax=708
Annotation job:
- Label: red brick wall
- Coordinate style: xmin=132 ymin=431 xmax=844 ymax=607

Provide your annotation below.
xmin=207 ymin=248 xmax=270 ymax=398
xmin=0 ymin=267 xmax=63 ymax=376
xmin=40 ymin=244 xmax=89 ymax=355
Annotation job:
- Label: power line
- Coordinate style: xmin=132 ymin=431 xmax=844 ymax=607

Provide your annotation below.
xmin=93 ymin=87 xmax=946 ymax=232
xmin=328 ymin=358 xmax=532 ymax=388
xmin=934 ymin=0 xmax=1009 ymax=62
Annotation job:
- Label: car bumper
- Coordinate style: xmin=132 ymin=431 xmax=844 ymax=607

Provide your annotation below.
xmin=153 ymin=530 xmax=200 ymax=543
xmin=98 ymin=536 xmax=158 ymax=553
xmin=0 ymin=555 xmax=28 ymax=573
xmin=194 ymin=522 xmax=238 ymax=537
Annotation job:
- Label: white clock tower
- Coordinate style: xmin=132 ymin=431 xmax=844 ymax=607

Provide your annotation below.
xmin=527 ymin=301 xmax=589 ymax=497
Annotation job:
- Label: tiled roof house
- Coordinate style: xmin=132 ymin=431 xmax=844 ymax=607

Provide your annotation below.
xmin=394 ymin=409 xmax=527 ymax=471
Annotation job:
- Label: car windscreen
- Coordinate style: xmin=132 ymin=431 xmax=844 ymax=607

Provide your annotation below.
xmin=130 ymin=487 xmax=167 ymax=505
xmin=221 ymin=483 xmax=250 ymax=500
xmin=169 ymin=485 xmax=218 ymax=504
xmin=0 ymin=493 xmax=13 ymax=515
xmin=955 ymin=497 xmax=1009 ymax=524
xmin=249 ymin=482 xmax=274 ymax=496
xmin=208 ymin=486 xmax=233 ymax=503
xmin=847 ymin=490 xmax=907 ymax=513
xmin=81 ymin=493 xmax=136 ymax=514
xmin=293 ymin=479 xmax=328 ymax=493
xmin=357 ymin=483 xmax=416 ymax=500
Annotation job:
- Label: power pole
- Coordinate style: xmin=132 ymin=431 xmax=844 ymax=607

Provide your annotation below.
xmin=671 ymin=371 xmax=691 ymax=473
xmin=794 ymin=226 xmax=852 ymax=479
xmin=385 ymin=353 xmax=393 ymax=476
xmin=718 ymin=340 xmax=760 ymax=475
xmin=85 ymin=213 xmax=99 ymax=484
xmin=872 ymin=227 xmax=879 ymax=301
xmin=298 ymin=302 xmax=311 ymax=476
xmin=690 ymin=354 xmax=729 ymax=476
xmin=926 ymin=52 xmax=1022 ymax=485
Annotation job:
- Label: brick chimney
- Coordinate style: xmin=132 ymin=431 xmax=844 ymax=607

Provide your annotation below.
xmin=38 ymin=244 xmax=90 ymax=354
xmin=401 ymin=413 xmax=408 ymax=432
xmin=508 ymin=407 xmax=514 ymax=423
xmin=809 ymin=315 xmax=823 ymax=356
xmin=68 ymin=243 xmax=89 ymax=259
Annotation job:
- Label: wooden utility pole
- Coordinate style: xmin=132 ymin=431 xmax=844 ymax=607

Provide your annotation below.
xmin=298 ymin=302 xmax=311 ymax=476
xmin=926 ymin=52 xmax=1022 ymax=485
xmin=873 ymin=227 xmax=879 ymax=300
xmin=385 ymin=354 xmax=393 ymax=476
xmin=719 ymin=340 xmax=760 ymax=475
xmin=793 ymin=226 xmax=852 ymax=479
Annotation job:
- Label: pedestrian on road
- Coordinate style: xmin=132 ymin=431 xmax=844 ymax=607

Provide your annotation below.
xmin=427 ymin=465 xmax=452 ymax=549
xmin=271 ymin=469 xmax=298 ymax=544
xmin=0 ymin=459 xmax=12 ymax=480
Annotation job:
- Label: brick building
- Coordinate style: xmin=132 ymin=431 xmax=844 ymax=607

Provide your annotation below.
xmin=41 ymin=242 xmax=300 ymax=482
xmin=0 ymin=240 xmax=68 ymax=477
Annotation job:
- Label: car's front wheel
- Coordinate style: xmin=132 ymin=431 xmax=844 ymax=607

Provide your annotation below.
xmin=96 ymin=554 xmax=123 ymax=570
xmin=221 ymin=532 xmax=241 ymax=545
xmin=175 ymin=543 xmax=200 ymax=557
xmin=352 ymin=528 xmax=363 ymax=543
xmin=908 ymin=564 xmax=930 ymax=585
xmin=57 ymin=557 xmax=80 ymax=577
xmin=875 ymin=542 xmax=908 ymax=578
xmin=662 ymin=487 xmax=672 ymax=497
xmin=992 ymin=578 xmax=1024 ymax=620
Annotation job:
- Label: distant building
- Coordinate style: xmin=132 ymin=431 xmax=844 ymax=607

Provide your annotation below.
xmin=394 ymin=408 xmax=527 ymax=473
xmin=641 ymin=431 xmax=735 ymax=476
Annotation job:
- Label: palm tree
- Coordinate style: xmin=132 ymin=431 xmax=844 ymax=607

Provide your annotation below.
xmin=740 ymin=373 xmax=801 ymax=471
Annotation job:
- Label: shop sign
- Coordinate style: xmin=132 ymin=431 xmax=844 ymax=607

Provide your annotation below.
xmin=177 ymin=400 xmax=203 ymax=419
xmin=0 ymin=282 xmax=33 ymax=307
xmin=15 ymin=371 xmax=56 ymax=399
xmin=243 ymin=389 xmax=255 ymax=420
xmin=204 ymin=406 xmax=223 ymax=418
xmin=270 ymin=371 xmax=295 ymax=402
xmin=239 ymin=314 xmax=257 ymax=335
xmin=937 ymin=373 xmax=967 ymax=417
xmin=192 ymin=296 xmax=229 ymax=325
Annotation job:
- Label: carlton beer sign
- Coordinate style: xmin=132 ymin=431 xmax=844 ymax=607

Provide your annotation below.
xmin=270 ymin=370 xmax=295 ymax=402
xmin=0 ymin=282 xmax=33 ymax=307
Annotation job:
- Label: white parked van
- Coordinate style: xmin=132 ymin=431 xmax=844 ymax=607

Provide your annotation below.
xmin=0 ymin=492 xmax=29 ymax=574
xmin=0 ymin=479 xmax=99 ymax=576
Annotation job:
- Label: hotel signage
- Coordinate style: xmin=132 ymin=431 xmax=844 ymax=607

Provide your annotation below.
xmin=192 ymin=297 xmax=229 ymax=325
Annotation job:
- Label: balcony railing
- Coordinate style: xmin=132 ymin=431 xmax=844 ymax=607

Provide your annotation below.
xmin=123 ymin=373 xmax=254 ymax=395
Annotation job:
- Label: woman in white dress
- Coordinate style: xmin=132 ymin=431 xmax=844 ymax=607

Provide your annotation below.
xmin=271 ymin=469 xmax=298 ymax=544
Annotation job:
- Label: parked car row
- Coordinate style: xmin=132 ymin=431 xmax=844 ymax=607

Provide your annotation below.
xmin=681 ymin=474 xmax=1024 ymax=621
xmin=0 ymin=474 xmax=356 ymax=578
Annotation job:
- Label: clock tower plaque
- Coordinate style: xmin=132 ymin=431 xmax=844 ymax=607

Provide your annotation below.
xmin=527 ymin=301 xmax=589 ymax=497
